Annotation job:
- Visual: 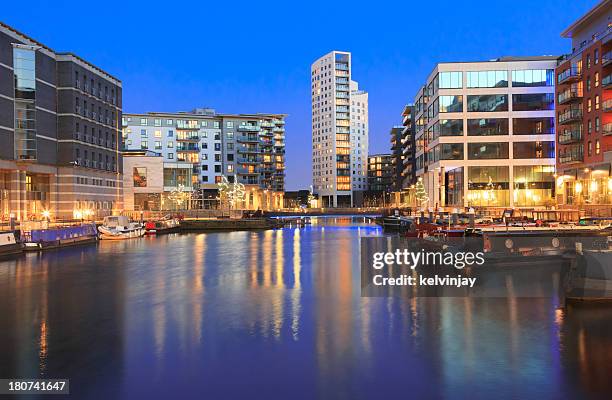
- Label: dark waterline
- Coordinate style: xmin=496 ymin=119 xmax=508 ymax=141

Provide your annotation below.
xmin=1 ymin=216 xmax=611 ymax=399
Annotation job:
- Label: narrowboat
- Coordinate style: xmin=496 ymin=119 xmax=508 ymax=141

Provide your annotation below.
xmin=98 ymin=216 xmax=145 ymax=240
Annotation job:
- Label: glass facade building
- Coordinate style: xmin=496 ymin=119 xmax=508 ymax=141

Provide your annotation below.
xmin=411 ymin=56 xmax=558 ymax=209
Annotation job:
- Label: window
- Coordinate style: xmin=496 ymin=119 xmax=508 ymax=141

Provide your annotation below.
xmin=214 ymin=143 xmax=221 ymax=151
xmin=154 ymin=119 xmax=161 ymax=127
xmin=595 ymin=72 xmax=600 ymax=87
xmin=438 ymin=71 xmax=462 ymax=88
xmin=467 ymin=142 xmax=509 ymax=159
xmin=227 ymin=131 xmax=234 ymax=139
xmin=511 ymin=69 xmax=553 ymax=87
xmin=227 ymin=165 xmax=234 ymax=173
xmin=439 ymin=95 xmax=463 ymax=113
xmin=167 ymin=141 xmax=174 ymax=148
xmin=467 ymin=95 xmax=508 ymax=112
xmin=588 ymin=120 xmax=592 ymax=134
xmin=140 ymin=129 xmax=147 ymax=137
xmin=513 ymin=141 xmax=554 ymax=159
xmin=226 ymin=121 xmax=233 ymax=128
xmin=141 ymin=141 xmax=148 ymax=149
xmin=227 ymin=143 xmax=234 ymax=150
xmin=214 ymin=165 xmax=221 ymax=173
xmin=467 ymin=71 xmax=507 ymax=88
xmin=467 ymin=119 xmax=508 ymax=136
xmin=168 ymin=130 xmax=174 ymax=137
xmin=166 ymin=119 xmax=173 ymax=125
xmin=512 ymin=118 xmax=554 ymax=135
xmin=512 ymin=93 xmax=554 ymax=111
xmin=140 ymin=118 xmax=147 ymax=126
xmin=595 ymin=95 xmax=600 ymax=110
xmin=154 ymin=130 xmax=161 ymax=138
xmin=588 ymin=141 xmax=592 ymax=156
xmin=586 ymin=54 xmax=591 ymax=69
xmin=439 ymin=119 xmax=463 ymax=136
xmin=154 ymin=141 xmax=161 ymax=149
xmin=168 ymin=153 xmax=174 ymax=159
xmin=440 ymin=143 xmax=464 ymax=160
xmin=133 ymin=167 xmax=147 ymax=187
xmin=596 ymin=140 xmax=600 ymax=155
xmin=587 ymin=98 xmax=592 ymax=112
xmin=227 ymin=153 xmax=234 ymax=161
xmin=595 ymin=117 xmax=600 ymax=132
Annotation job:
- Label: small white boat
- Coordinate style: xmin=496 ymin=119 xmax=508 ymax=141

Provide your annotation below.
xmin=98 ymin=216 xmax=145 ymax=240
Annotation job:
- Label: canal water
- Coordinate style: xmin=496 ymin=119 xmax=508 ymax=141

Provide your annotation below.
xmin=0 ymin=216 xmax=610 ymax=399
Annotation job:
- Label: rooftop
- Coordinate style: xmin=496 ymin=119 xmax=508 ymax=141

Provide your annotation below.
xmin=561 ymin=0 xmax=611 ymax=38
xmin=0 ymin=21 xmax=121 ymax=84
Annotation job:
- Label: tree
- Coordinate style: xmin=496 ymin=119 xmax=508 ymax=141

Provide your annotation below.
xmin=415 ymin=177 xmax=429 ymax=208
xmin=217 ymin=175 xmax=246 ymax=211
xmin=168 ymin=184 xmax=190 ymax=210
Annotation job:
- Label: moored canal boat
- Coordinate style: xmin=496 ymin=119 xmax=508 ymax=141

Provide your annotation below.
xmin=144 ymin=216 xmax=180 ymax=235
xmin=566 ymin=249 xmax=612 ymax=305
xmin=0 ymin=231 xmax=23 ymax=256
xmin=98 ymin=216 xmax=145 ymax=240
xmin=23 ymin=223 xmax=98 ymax=251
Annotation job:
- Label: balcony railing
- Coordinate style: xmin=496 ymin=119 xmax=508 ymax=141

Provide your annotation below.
xmin=335 ymin=63 xmax=349 ymax=71
xmin=558 ymin=125 xmax=583 ymax=144
xmin=603 ymin=74 xmax=612 ymax=88
xmin=336 ymin=92 xmax=349 ymax=99
xmin=237 ymin=125 xmax=260 ymax=132
xmin=558 ymin=109 xmax=583 ymax=125
xmin=604 ymin=123 xmax=612 ymax=136
xmin=559 ymin=145 xmax=584 ymax=164
xmin=603 ymin=99 xmax=612 ymax=112
xmin=176 ymin=145 xmax=199 ymax=152
xmin=237 ymin=135 xmax=259 ymax=143
xmin=557 ymin=89 xmax=582 ymax=104
xmin=603 ymin=51 xmax=612 ymax=67
xmin=557 ymin=67 xmax=582 ymax=85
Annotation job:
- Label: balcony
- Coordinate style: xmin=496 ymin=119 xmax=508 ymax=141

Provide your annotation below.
xmin=558 ymin=125 xmax=583 ymax=144
xmin=272 ymin=127 xmax=284 ymax=133
xmin=176 ymin=144 xmax=199 ymax=152
xmin=336 ymin=112 xmax=349 ymax=120
xmin=237 ymin=145 xmax=260 ymax=153
xmin=603 ymin=98 xmax=612 ymax=112
xmin=237 ymin=156 xmax=262 ymax=164
xmin=557 ymin=89 xmax=582 ymax=104
xmin=335 ymin=63 xmax=349 ymax=71
xmin=336 ymin=92 xmax=349 ymax=99
xmin=237 ymin=124 xmax=260 ymax=132
xmin=236 ymin=166 xmax=258 ymax=175
xmin=559 ymin=145 xmax=584 ymax=164
xmin=177 ymin=135 xmax=199 ymax=142
xmin=557 ymin=67 xmax=582 ymax=85
xmin=237 ymin=135 xmax=259 ymax=143
xmin=604 ymin=123 xmax=612 ymax=136
xmin=336 ymin=84 xmax=349 ymax=91
xmin=603 ymin=51 xmax=612 ymax=67
xmin=603 ymin=74 xmax=612 ymax=88
xmin=558 ymin=109 xmax=583 ymax=125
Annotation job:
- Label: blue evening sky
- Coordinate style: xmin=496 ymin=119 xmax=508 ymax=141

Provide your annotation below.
xmin=3 ymin=0 xmax=599 ymax=189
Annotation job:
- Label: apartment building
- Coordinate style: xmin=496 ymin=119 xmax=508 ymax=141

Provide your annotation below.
xmin=311 ymin=51 xmax=369 ymax=207
xmin=413 ymin=56 xmax=558 ymax=209
xmin=367 ymin=154 xmax=394 ymax=192
xmin=401 ymin=105 xmax=417 ymax=188
xmin=122 ymin=109 xmax=286 ymax=197
xmin=389 ymin=126 xmax=404 ymax=192
xmin=555 ymin=0 xmax=611 ymax=207
xmin=0 ymin=22 xmax=123 ymax=220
